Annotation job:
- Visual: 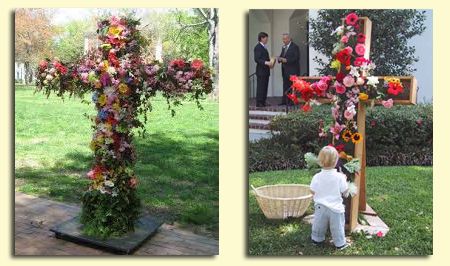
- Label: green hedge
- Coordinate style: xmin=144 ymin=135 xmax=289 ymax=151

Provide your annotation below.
xmin=249 ymin=104 xmax=432 ymax=173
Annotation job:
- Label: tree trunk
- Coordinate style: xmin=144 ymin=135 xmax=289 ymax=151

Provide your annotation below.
xmin=24 ymin=61 xmax=33 ymax=85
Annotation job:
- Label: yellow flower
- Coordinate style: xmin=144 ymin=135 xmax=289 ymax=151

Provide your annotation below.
xmin=98 ymin=94 xmax=107 ymax=106
xmin=331 ymin=60 xmax=341 ymax=70
xmin=342 ymin=130 xmax=352 ymax=142
xmin=102 ymin=60 xmax=109 ymax=72
xmin=112 ymin=102 xmax=121 ymax=111
xmin=118 ymin=83 xmax=129 ymax=94
xmin=351 ymin=132 xmax=363 ymax=144
xmin=108 ymin=26 xmax=123 ymax=37
xmin=359 ymin=93 xmax=369 ymax=101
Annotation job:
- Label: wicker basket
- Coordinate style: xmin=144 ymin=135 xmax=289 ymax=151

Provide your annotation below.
xmin=251 ymin=184 xmax=313 ymax=219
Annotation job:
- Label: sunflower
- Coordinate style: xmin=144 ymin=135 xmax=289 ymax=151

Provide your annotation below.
xmin=351 ymin=132 xmax=363 ymax=144
xmin=342 ymin=130 xmax=352 ymax=142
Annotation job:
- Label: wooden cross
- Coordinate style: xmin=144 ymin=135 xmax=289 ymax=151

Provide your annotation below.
xmin=36 ymin=15 xmax=212 ymax=237
xmin=291 ymin=16 xmax=417 ymax=231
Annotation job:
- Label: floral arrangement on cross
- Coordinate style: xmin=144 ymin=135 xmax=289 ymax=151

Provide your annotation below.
xmin=289 ymin=12 xmax=404 ymax=193
xmin=36 ymin=15 xmax=213 ymax=238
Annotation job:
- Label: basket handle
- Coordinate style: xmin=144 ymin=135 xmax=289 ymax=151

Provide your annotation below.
xmin=250 ymin=185 xmax=258 ymax=195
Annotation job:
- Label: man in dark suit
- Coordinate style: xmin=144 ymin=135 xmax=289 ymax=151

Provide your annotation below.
xmin=253 ymin=32 xmax=272 ymax=107
xmin=278 ymin=33 xmax=300 ymax=105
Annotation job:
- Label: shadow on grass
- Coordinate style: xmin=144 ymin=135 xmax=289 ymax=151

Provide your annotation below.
xmin=15 ymin=130 xmax=219 ymax=233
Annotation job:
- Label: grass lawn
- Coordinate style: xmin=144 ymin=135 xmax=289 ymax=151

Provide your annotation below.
xmin=248 ymin=166 xmax=433 ymax=255
xmin=15 ymin=85 xmax=219 ymax=236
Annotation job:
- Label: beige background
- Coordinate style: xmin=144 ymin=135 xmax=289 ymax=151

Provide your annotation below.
xmin=1 ymin=0 xmax=447 ymax=264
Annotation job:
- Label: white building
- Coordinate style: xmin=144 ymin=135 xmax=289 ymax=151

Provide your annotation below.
xmin=248 ymin=9 xmax=433 ymax=103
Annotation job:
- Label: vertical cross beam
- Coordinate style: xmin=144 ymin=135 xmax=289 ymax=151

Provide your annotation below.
xmin=347 ymin=17 xmax=371 ymax=230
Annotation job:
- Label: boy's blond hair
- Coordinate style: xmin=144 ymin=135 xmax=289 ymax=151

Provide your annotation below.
xmin=318 ymin=146 xmax=339 ymax=169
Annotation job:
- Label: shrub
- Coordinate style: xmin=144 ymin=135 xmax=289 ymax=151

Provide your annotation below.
xmin=249 ymin=104 xmax=432 ymax=173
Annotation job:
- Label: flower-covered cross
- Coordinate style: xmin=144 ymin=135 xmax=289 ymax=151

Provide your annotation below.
xmin=288 ymin=13 xmax=417 ymax=231
xmin=36 ymin=15 xmax=213 ymax=238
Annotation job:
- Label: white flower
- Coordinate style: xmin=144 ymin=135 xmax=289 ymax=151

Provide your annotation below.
xmin=45 ymin=74 xmax=53 ymax=81
xmin=331 ymin=26 xmax=344 ymax=36
xmin=356 ymin=77 xmax=365 ymax=85
xmin=104 ymin=180 xmax=114 ymax=187
xmin=107 ymin=66 xmax=116 ymax=75
xmin=349 ymin=66 xmax=360 ymax=78
xmin=344 ymin=182 xmax=358 ymax=197
xmin=367 ymin=76 xmax=380 ymax=87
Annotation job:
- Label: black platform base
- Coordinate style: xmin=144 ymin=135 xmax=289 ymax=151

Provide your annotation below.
xmin=50 ymin=214 xmax=162 ymax=254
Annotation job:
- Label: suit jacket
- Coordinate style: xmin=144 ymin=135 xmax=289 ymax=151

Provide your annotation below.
xmin=280 ymin=41 xmax=300 ymax=77
xmin=254 ymin=43 xmax=270 ymax=77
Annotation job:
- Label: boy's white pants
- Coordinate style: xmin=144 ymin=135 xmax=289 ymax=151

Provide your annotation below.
xmin=311 ymin=203 xmax=346 ymax=247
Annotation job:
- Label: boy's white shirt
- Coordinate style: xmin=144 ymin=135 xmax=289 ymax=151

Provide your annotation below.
xmin=310 ymin=168 xmax=348 ymax=213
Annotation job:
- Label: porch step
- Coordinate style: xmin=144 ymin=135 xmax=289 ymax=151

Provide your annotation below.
xmin=249 ymin=119 xmax=270 ymax=130
xmin=249 ymin=128 xmax=273 ymax=142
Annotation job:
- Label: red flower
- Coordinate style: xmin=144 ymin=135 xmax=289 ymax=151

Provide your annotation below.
xmin=129 ymin=177 xmax=138 ymax=189
xmin=336 ymin=72 xmax=345 ymax=83
xmin=290 ymin=75 xmax=299 ymax=82
xmin=107 ymin=116 xmax=118 ymax=126
xmin=191 ymin=59 xmax=204 ymax=71
xmin=336 ymin=49 xmax=351 ymax=66
xmin=345 ymin=12 xmax=359 ymax=26
xmin=108 ymin=51 xmax=120 ymax=67
xmin=170 ymin=59 xmax=185 ymax=69
xmin=335 ymin=144 xmax=345 ymax=152
xmin=387 ymin=82 xmax=404 ymax=96
xmin=357 ymin=33 xmax=366 ymax=43
xmin=354 ymin=57 xmax=368 ymax=67
xmin=287 ymin=93 xmax=299 ymax=105
xmin=376 ymin=231 xmax=384 ymax=237
xmin=301 ymin=103 xmax=312 ymax=112
xmin=370 ymin=120 xmax=377 ymax=127
xmin=39 ymin=60 xmax=48 ymax=70
xmin=416 ymin=118 xmax=423 ymax=127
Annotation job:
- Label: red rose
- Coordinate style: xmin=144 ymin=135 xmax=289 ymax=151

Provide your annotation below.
xmin=345 ymin=12 xmax=359 ymax=26
xmin=336 ymin=49 xmax=351 ymax=66
xmin=191 ymin=59 xmax=204 ymax=71
xmin=357 ymin=33 xmax=366 ymax=43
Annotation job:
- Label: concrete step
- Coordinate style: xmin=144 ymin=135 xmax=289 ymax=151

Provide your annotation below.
xmin=249 ymin=110 xmax=286 ymax=120
xmin=249 ymin=119 xmax=270 ymax=130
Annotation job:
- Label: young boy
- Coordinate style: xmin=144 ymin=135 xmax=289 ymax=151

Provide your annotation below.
xmin=310 ymin=146 xmax=349 ymax=250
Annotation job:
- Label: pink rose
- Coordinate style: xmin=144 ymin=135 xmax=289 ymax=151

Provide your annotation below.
xmin=344 ymin=109 xmax=355 ymax=120
xmin=355 ymin=43 xmax=366 ymax=56
xmin=343 ymin=75 xmax=355 ymax=87
xmin=341 ymin=35 xmax=349 ymax=43
xmin=345 ymin=12 xmax=359 ymax=26
xmin=335 ymin=81 xmax=346 ymax=94
xmin=382 ymin=98 xmax=394 ymax=108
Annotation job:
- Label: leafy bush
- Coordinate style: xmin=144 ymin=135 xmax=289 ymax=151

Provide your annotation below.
xmin=249 ymin=104 xmax=432 ymax=172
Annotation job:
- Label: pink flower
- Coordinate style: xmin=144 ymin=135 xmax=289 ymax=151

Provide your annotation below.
xmin=330 ymin=122 xmax=346 ymax=140
xmin=343 ymin=75 xmax=355 ymax=87
xmin=344 ymin=46 xmax=353 ymax=54
xmin=355 ymin=43 xmax=366 ymax=56
xmin=341 ymin=35 xmax=349 ymax=43
xmin=344 ymin=110 xmax=355 ymax=120
xmin=345 ymin=12 xmax=359 ymax=26
xmin=357 ymin=33 xmax=366 ymax=43
xmin=317 ymin=80 xmax=329 ymax=91
xmin=331 ymin=105 xmax=340 ymax=119
xmin=376 ymin=231 xmax=384 ymax=237
xmin=382 ymin=98 xmax=394 ymax=108
xmin=335 ymin=81 xmax=346 ymax=94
